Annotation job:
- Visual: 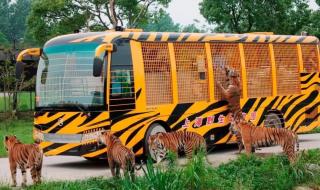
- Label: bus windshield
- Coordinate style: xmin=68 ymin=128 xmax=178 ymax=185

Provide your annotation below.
xmin=36 ymin=43 xmax=105 ymax=110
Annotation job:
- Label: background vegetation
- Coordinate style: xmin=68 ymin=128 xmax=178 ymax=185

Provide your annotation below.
xmin=0 ymin=119 xmax=33 ymax=157
xmin=1 ymin=0 xmax=320 ymax=49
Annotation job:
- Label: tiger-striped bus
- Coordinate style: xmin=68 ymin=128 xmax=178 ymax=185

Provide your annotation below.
xmin=16 ymin=29 xmax=320 ymax=160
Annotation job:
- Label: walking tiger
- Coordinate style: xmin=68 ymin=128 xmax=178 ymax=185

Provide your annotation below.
xmin=4 ymin=135 xmax=43 ymax=187
xmin=97 ymin=131 xmax=141 ymax=179
xmin=148 ymin=130 xmax=207 ymax=163
xmin=231 ymin=120 xmax=299 ymax=163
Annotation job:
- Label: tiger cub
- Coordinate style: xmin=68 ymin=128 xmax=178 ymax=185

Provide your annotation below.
xmin=148 ymin=130 xmax=206 ymax=163
xmin=4 ymin=135 xmax=43 ymax=187
xmin=232 ymin=120 xmax=299 ymax=163
xmin=97 ymin=131 xmax=139 ymax=179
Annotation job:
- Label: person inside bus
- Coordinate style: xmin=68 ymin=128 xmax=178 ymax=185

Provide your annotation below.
xmin=307 ymin=49 xmax=319 ymax=72
xmin=217 ymin=67 xmax=242 ymax=120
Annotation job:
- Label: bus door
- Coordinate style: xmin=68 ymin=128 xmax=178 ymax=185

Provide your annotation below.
xmin=109 ymin=39 xmax=136 ymax=118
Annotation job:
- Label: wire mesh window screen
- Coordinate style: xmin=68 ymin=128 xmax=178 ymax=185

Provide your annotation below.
xmin=36 ymin=51 xmax=104 ymax=107
xmin=141 ymin=43 xmax=173 ymax=105
xmin=301 ymin=44 xmax=319 ymax=72
xmin=173 ymin=43 xmax=209 ymax=103
xmin=210 ymin=43 xmax=242 ymax=100
xmin=243 ymin=44 xmax=272 ymax=98
xmin=273 ymin=44 xmax=300 ymax=95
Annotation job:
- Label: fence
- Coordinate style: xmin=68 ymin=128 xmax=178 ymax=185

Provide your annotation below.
xmin=0 ymin=91 xmax=35 ymax=113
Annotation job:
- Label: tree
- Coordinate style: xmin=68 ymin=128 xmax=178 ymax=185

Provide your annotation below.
xmin=303 ymin=0 xmax=320 ymax=38
xmin=199 ymin=0 xmax=311 ymax=34
xmin=27 ymin=0 xmax=171 ymax=45
xmin=0 ymin=32 xmax=9 ymax=47
xmin=141 ymin=9 xmax=180 ymax=32
xmin=181 ymin=24 xmax=206 ymax=33
xmin=0 ymin=0 xmax=31 ymax=47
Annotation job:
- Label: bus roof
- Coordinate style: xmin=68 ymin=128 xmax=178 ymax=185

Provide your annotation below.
xmin=45 ymin=31 xmax=319 ymax=48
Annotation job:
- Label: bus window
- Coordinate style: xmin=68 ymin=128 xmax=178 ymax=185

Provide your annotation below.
xmin=36 ymin=43 xmax=105 ymax=110
xmin=210 ymin=43 xmax=242 ymax=100
xmin=273 ymin=44 xmax=300 ymax=95
xmin=301 ymin=44 xmax=319 ymax=72
xmin=173 ymin=43 xmax=209 ymax=103
xmin=141 ymin=42 xmax=173 ymax=106
xmin=243 ymin=44 xmax=272 ymax=98
xmin=109 ymin=39 xmax=135 ymax=112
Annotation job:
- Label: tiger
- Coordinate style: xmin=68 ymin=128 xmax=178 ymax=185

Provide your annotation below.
xmin=228 ymin=112 xmax=258 ymax=154
xmin=148 ymin=130 xmax=207 ymax=163
xmin=97 ymin=131 xmax=141 ymax=179
xmin=4 ymin=135 xmax=43 ymax=187
xmin=231 ymin=119 xmax=299 ymax=163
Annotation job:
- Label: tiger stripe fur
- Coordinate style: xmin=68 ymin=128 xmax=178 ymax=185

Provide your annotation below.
xmin=4 ymin=135 xmax=43 ymax=187
xmin=97 ymin=131 xmax=139 ymax=179
xmin=148 ymin=130 xmax=206 ymax=163
xmin=233 ymin=120 xmax=299 ymax=163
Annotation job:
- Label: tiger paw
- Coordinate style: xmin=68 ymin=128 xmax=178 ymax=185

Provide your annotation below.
xmin=21 ymin=183 xmax=26 ymax=187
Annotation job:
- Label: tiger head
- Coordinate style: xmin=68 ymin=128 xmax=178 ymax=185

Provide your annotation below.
xmin=97 ymin=130 xmax=117 ymax=148
xmin=148 ymin=133 xmax=167 ymax=163
xmin=4 ymin=135 xmax=19 ymax=152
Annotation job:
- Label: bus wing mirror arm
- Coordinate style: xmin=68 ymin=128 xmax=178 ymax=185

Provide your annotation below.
xmin=93 ymin=43 xmax=115 ymax=77
xmin=16 ymin=48 xmax=42 ymax=79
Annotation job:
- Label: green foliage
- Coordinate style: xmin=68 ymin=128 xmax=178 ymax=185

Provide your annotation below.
xmin=199 ymin=0 xmax=312 ymax=35
xmin=27 ymin=0 xmax=88 ymax=45
xmin=0 ymin=32 xmax=9 ymax=47
xmin=141 ymin=9 xmax=181 ymax=32
xmin=0 ymin=119 xmax=33 ymax=157
xmin=27 ymin=0 xmax=171 ymax=45
xmin=141 ymin=9 xmax=204 ymax=33
xmin=0 ymin=0 xmax=31 ymax=46
xmin=303 ymin=0 xmax=320 ymax=38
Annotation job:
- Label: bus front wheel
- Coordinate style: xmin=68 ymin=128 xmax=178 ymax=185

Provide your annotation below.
xmin=144 ymin=123 xmax=166 ymax=160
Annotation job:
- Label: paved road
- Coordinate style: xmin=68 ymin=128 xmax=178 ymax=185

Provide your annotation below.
xmin=1 ymin=133 xmax=320 ymax=186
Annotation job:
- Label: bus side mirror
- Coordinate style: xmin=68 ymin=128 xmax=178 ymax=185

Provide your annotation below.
xmin=93 ymin=43 xmax=115 ymax=77
xmin=93 ymin=57 xmax=103 ymax=77
xmin=15 ymin=48 xmax=42 ymax=79
xmin=16 ymin=61 xmax=24 ymax=79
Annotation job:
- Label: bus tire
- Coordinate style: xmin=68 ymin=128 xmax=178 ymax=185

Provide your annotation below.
xmin=144 ymin=123 xmax=166 ymax=160
xmin=264 ymin=112 xmax=284 ymax=128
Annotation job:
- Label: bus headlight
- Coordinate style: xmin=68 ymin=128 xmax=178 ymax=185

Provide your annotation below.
xmin=81 ymin=130 xmax=105 ymax=143
xmin=33 ymin=129 xmax=44 ymax=142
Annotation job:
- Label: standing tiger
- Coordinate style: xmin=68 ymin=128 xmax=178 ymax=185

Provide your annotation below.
xmin=97 ymin=131 xmax=140 ymax=179
xmin=148 ymin=130 xmax=206 ymax=163
xmin=231 ymin=120 xmax=299 ymax=163
xmin=4 ymin=135 xmax=43 ymax=187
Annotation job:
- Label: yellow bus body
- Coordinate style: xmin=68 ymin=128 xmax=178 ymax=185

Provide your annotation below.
xmin=28 ymin=31 xmax=320 ymax=158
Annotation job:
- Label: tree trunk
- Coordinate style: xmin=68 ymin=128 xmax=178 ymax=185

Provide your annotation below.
xmin=109 ymin=0 xmax=118 ymax=28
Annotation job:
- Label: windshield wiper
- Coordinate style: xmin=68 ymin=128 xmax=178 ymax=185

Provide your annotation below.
xmin=48 ymin=103 xmax=89 ymax=113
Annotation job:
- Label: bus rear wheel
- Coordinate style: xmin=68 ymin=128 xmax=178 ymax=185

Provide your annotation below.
xmin=144 ymin=123 xmax=166 ymax=160
xmin=264 ymin=112 xmax=284 ymax=128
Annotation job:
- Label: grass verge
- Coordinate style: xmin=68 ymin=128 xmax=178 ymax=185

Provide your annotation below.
xmin=304 ymin=127 xmax=320 ymax=134
xmin=0 ymin=119 xmax=33 ymax=157
xmin=1 ymin=149 xmax=319 ymax=190
xmin=0 ymin=91 xmax=35 ymax=112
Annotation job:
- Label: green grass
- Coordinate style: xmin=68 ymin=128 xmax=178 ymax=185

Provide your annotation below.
xmin=1 ymin=149 xmax=319 ymax=190
xmin=0 ymin=119 xmax=33 ymax=157
xmin=0 ymin=91 xmax=35 ymax=112
xmin=301 ymin=127 xmax=320 ymax=134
